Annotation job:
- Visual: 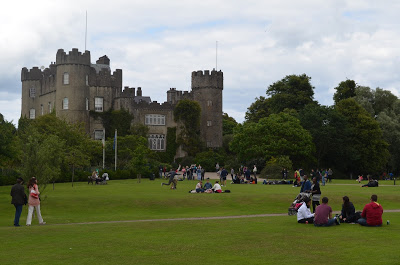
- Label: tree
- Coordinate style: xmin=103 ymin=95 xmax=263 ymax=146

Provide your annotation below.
xmin=0 ymin=114 xmax=17 ymax=167
xmin=335 ymin=98 xmax=389 ymax=175
xmin=174 ymin=99 xmax=203 ymax=156
xmin=298 ymin=104 xmax=350 ymax=169
xmin=222 ymin=112 xmax=238 ymax=136
xmin=245 ymin=96 xmax=269 ymax=122
xmin=265 ymin=74 xmax=315 ymax=114
xmin=333 ymin=79 xmax=357 ymax=104
xmin=230 ymin=111 xmax=314 ymax=167
xmin=18 ymin=129 xmax=64 ymax=193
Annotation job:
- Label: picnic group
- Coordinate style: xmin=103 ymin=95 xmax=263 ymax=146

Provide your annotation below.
xmin=294 ymin=172 xmax=384 ymax=227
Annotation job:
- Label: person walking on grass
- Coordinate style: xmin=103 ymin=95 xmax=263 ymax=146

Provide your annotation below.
xmin=220 ymin=167 xmax=228 ymax=186
xmin=10 ymin=177 xmax=27 ymax=227
xmin=314 ymin=197 xmax=340 ymax=227
xmin=358 ymin=194 xmax=383 ymax=226
xmin=26 ymin=177 xmax=46 ymax=226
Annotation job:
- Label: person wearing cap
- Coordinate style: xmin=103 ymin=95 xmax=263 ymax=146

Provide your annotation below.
xmin=297 ymin=197 xmax=314 ymax=224
xmin=10 ymin=177 xmax=27 ymax=227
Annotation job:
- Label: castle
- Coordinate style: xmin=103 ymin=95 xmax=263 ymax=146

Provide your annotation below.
xmin=21 ymin=48 xmax=223 ymax=155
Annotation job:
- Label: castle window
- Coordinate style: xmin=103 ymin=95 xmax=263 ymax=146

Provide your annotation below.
xmin=95 ymin=97 xmax=103 ymax=112
xmin=145 ymin=114 xmax=165 ymax=126
xmin=148 ymin=134 xmax=165 ymax=150
xmin=63 ymin=97 xmax=69 ymax=110
xmin=29 ymin=87 xmax=36 ymax=98
xmin=94 ymin=130 xmax=104 ymax=140
xmin=86 ymin=98 xmax=89 ymax=111
xmin=40 ymin=105 xmax=43 ymax=115
xmin=29 ymin=108 xmax=35 ymax=119
xmin=207 ymin=141 xmax=212 ymax=147
xmin=207 ymin=100 xmax=212 ymax=107
xmin=48 ymin=102 xmax=52 ymax=113
xmin=207 ymin=120 xmax=212 ymax=127
xmin=63 ymin=72 xmax=69 ymax=85
xmin=86 ymin=75 xmax=89 ymax=86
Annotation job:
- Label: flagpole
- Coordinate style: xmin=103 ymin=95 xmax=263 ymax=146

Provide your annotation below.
xmin=114 ymin=129 xmax=117 ymax=171
xmin=102 ymin=130 xmax=105 ymax=169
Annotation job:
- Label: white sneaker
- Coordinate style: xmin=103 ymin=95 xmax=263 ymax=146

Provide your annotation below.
xmin=40 ymin=222 xmax=46 ymax=225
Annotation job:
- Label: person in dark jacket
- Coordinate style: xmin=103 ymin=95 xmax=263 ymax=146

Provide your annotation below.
xmin=311 ymin=177 xmax=321 ymax=213
xmin=10 ymin=177 xmax=27 ymax=227
xmin=339 ymin=196 xmax=359 ymax=223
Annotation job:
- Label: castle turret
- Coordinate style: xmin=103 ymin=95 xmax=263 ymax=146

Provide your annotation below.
xmin=191 ymin=69 xmax=223 ymax=148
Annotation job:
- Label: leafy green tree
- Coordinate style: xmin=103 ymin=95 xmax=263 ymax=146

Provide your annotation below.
xmin=265 ymin=74 xmax=315 ymax=114
xmin=0 ymin=114 xmax=17 ymax=167
xmin=19 ymin=129 xmax=64 ymax=193
xmin=194 ymin=150 xmax=224 ymax=171
xmin=230 ymin=112 xmax=314 ymax=167
xmin=130 ymin=123 xmax=149 ymax=138
xmin=354 ymin=86 xmax=375 ymax=116
xmin=333 ymin=79 xmax=357 ymax=104
xmin=222 ymin=112 xmax=238 ymax=136
xmin=90 ymin=109 xmax=134 ymax=138
xmin=335 ymin=98 xmax=389 ymax=174
xmin=174 ymin=99 xmax=203 ymax=156
xmin=245 ymin=96 xmax=269 ymax=122
xmin=260 ymin=156 xmax=292 ymax=178
xmin=298 ymin=104 xmax=350 ymax=169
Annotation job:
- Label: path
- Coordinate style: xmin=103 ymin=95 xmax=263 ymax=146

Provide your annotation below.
xmin=52 ymin=209 xmax=400 ymax=226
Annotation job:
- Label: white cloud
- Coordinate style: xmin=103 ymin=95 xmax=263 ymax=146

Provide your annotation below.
xmin=1 ymin=0 xmax=400 ymax=124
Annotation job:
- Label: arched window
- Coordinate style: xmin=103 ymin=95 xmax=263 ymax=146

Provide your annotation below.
xmin=86 ymin=98 xmax=89 ymax=110
xmin=29 ymin=109 xmax=35 ymax=119
xmin=86 ymin=75 xmax=89 ymax=86
xmin=148 ymin=134 xmax=165 ymax=150
xmin=63 ymin=72 xmax=69 ymax=85
xmin=63 ymin=97 xmax=69 ymax=110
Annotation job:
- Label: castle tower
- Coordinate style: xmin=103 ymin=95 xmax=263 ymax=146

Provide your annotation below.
xmin=54 ymin=48 xmax=92 ymax=130
xmin=191 ymin=69 xmax=223 ymax=148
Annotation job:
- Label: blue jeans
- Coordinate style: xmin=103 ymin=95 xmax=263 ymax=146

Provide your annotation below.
xmin=358 ymin=218 xmax=382 ymax=227
xmin=314 ymin=218 xmax=336 ymax=227
xmin=14 ymin=204 xmax=23 ymax=226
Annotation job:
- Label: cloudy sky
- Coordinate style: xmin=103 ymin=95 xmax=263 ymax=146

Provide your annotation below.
xmin=1 ymin=0 xmax=399 ymax=125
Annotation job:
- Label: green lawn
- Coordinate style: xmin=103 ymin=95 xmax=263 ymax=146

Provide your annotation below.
xmin=1 ymin=179 xmax=399 ymax=265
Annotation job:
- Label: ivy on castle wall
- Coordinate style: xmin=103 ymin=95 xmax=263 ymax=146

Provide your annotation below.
xmin=90 ymin=109 xmax=133 ymax=139
xmin=173 ymin=99 xmax=203 ymax=156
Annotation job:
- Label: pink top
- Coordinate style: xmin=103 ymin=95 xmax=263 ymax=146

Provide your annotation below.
xmin=28 ymin=184 xmax=40 ymax=206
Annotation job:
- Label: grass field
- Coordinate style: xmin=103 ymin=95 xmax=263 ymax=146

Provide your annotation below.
xmin=1 ymin=178 xmax=399 ymax=265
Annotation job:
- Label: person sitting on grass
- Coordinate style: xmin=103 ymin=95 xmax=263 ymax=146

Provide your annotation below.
xmin=203 ymin=178 xmax=213 ymax=192
xmin=161 ymin=169 xmax=180 ymax=189
xmin=212 ymin=181 xmax=222 ymax=193
xmin=195 ymin=181 xmax=204 ymax=193
xmin=361 ymin=175 xmax=379 ymax=187
xmin=357 ymin=194 xmax=383 ymax=227
xmin=297 ymin=197 xmax=314 ymax=224
xmin=339 ymin=196 xmax=360 ymax=223
xmin=314 ymin=197 xmax=340 ymax=227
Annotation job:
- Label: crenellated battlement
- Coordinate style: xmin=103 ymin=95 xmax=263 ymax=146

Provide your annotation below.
xmin=21 ymin=63 xmax=57 ymax=81
xmin=56 ymin=48 xmax=91 ymax=65
xmin=191 ymin=69 xmax=223 ymax=90
xmin=89 ymin=67 xmax=122 ymax=89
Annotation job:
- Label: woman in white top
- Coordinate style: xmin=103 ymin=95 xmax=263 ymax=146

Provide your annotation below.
xmin=212 ymin=181 xmax=222 ymax=193
xmin=297 ymin=197 xmax=314 ymax=224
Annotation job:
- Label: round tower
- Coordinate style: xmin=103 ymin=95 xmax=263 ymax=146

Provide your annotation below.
xmin=191 ymin=69 xmax=223 ymax=148
xmin=55 ymin=48 xmax=92 ymax=129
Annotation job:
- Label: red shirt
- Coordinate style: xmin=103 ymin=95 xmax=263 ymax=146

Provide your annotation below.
xmin=361 ymin=202 xmax=383 ymax=226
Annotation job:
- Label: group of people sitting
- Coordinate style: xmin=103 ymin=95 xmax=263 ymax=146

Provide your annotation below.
xmin=88 ymin=171 xmax=109 ymax=185
xmin=297 ymin=194 xmax=384 ymax=227
xmin=191 ymin=178 xmax=223 ymax=193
